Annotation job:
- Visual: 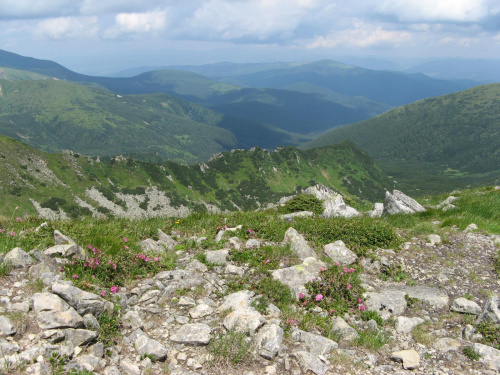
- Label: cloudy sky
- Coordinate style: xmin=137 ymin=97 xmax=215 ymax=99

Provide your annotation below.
xmin=1 ymin=0 xmax=499 ymax=74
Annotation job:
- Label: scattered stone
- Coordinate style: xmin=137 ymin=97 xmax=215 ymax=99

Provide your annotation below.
xmin=217 ymin=290 xmax=254 ymax=312
xmin=122 ymin=310 xmax=144 ymax=330
xmin=433 ymin=337 xmax=461 ymax=352
xmin=367 ymin=202 xmax=384 ymax=218
xmin=245 ymin=239 xmax=260 ymax=248
xmin=170 ymin=323 xmax=211 ymax=346
xmin=63 ymin=328 xmax=98 ymax=346
xmin=225 ymin=264 xmax=245 ymax=276
xmin=437 ymin=196 xmax=458 ymax=210
xmin=395 ymin=316 xmax=425 ymax=334
xmin=140 ymin=238 xmax=165 ymax=253
xmin=255 ymin=324 xmax=283 ymax=359
xmin=464 ymin=223 xmax=478 ymax=232
xmin=271 ymin=257 xmax=326 ymax=298
xmin=52 ymin=281 xmax=114 ymax=317
xmin=364 ymin=289 xmax=407 ymax=316
xmin=0 ymin=315 xmax=16 ymax=336
xmin=32 ymin=293 xmax=84 ymax=329
xmin=331 ymin=316 xmax=358 ymax=341
xmin=3 ymin=247 xmax=34 ymax=268
xmin=476 ymin=297 xmax=500 ymax=324
xmin=323 ymin=240 xmax=357 ymax=265
xmin=473 ymin=343 xmax=500 ymax=371
xmin=427 ymin=234 xmax=442 ymax=246
xmin=120 ymin=359 xmax=141 ymax=375
xmin=223 ymin=308 xmax=266 ymax=335
xmin=189 ymin=304 xmax=214 ymax=319
xmin=391 ymin=349 xmax=420 ymax=370
xmin=280 ymin=211 xmax=314 ymax=220
xmin=383 ymin=190 xmax=426 ymax=215
xmin=450 ymin=297 xmax=481 ymax=315
xmin=43 ymin=244 xmax=86 ymax=259
xmin=292 ymin=329 xmax=338 ymax=356
xmin=129 ymin=329 xmax=168 ymax=361
xmin=283 ymin=227 xmax=317 ymax=259
xmin=205 ymin=249 xmax=229 ymax=265
xmin=158 ymin=229 xmax=176 ymax=250
xmin=293 ymin=350 xmax=329 ymax=375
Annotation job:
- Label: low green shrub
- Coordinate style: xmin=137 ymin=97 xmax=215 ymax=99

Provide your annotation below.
xmin=280 ymin=194 xmax=324 ymax=215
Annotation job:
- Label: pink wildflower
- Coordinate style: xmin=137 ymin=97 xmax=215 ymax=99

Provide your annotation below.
xmin=359 ymin=305 xmax=366 ymax=311
xmin=336 ymin=261 xmax=340 ymax=266
xmin=110 ymin=286 xmax=119 ymax=294
xmin=298 ymin=293 xmax=305 ymax=299
xmin=154 ymin=257 xmax=159 ymax=262
xmin=329 ymin=309 xmax=335 ymax=315
xmin=71 ymin=261 xmax=76 ymax=266
xmin=346 ymin=283 xmax=352 ymax=290
xmin=113 ymin=264 xmax=117 ymax=269
xmin=247 ymin=229 xmax=252 ymax=233
xmin=343 ymin=267 xmax=348 ymax=272
xmin=348 ymin=267 xmax=355 ymax=273
xmin=87 ymin=244 xmax=92 ymax=249
xmin=60 ymin=267 xmax=64 ymax=272
xmin=123 ymin=237 xmax=128 ymax=242
xmin=124 ymin=246 xmax=129 ymax=250
xmin=289 ymin=319 xmax=296 ymax=325
xmin=15 ymin=217 xmax=21 ymax=221
xmin=315 ymin=294 xmax=324 ymax=302
xmin=100 ymin=291 xmax=106 ymax=297
xmin=10 ymin=232 xmax=16 ymax=236
xmin=358 ymin=298 xmax=362 ymax=303
xmin=0 ymin=229 xmax=5 ymax=233
xmin=73 ymin=274 xmax=78 ymax=279
xmin=264 ymin=259 xmax=270 ymax=265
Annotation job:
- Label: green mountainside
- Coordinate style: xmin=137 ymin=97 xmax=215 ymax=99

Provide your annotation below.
xmin=304 ymin=84 xmax=500 ymax=194
xmin=0 ymin=79 xmax=240 ymax=163
xmin=0 ymin=135 xmax=393 ymax=219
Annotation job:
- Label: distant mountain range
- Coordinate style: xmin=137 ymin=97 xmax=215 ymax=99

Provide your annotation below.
xmin=303 ymin=84 xmax=500 ymax=195
xmin=0 ymin=49 xmax=478 ymax=148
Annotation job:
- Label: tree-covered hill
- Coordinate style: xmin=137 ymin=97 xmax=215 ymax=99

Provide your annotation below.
xmin=303 ymin=84 xmax=500 ymax=194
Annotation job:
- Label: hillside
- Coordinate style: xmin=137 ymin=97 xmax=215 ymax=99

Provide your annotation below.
xmin=0 ymin=135 xmax=393 ymax=219
xmin=0 ymin=79 xmax=243 ymax=163
xmin=303 ymin=84 xmax=500 ymax=194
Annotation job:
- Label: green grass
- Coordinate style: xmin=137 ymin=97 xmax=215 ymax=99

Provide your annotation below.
xmin=208 ymin=330 xmax=253 ymax=365
xmin=353 ymin=329 xmax=391 ymax=350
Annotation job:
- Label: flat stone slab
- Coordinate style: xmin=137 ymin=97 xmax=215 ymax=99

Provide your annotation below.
xmin=271 ymin=257 xmax=326 ymax=299
xmin=323 ymin=240 xmax=357 ymax=266
xmin=217 ymin=290 xmax=254 ymax=312
xmin=391 ymin=349 xmax=420 ymax=370
xmin=451 ymin=298 xmax=481 ymax=315
xmin=395 ymin=316 xmax=425 ymax=334
xmin=129 ymin=329 xmax=168 ymax=361
xmin=52 ymin=281 xmax=114 ymax=317
xmin=293 ymin=350 xmax=329 ymax=375
xmin=170 ymin=323 xmax=211 ymax=346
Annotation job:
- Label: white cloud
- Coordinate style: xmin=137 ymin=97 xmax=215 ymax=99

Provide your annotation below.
xmin=104 ymin=10 xmax=167 ymax=38
xmin=182 ymin=0 xmax=322 ymax=41
xmin=374 ymin=0 xmax=489 ymax=22
xmin=36 ymin=16 xmax=99 ymax=40
xmin=308 ymin=22 xmax=412 ymax=49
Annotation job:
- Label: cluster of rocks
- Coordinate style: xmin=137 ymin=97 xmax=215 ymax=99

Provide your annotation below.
xmin=0 ymin=211 xmax=499 ymax=374
xmin=279 ymin=185 xmax=428 ymax=220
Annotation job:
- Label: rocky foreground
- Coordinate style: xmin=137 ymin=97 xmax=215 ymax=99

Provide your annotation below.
xmin=0 ymin=194 xmax=499 ymax=375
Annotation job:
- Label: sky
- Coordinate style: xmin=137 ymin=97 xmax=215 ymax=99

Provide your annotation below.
xmin=1 ymin=0 xmax=499 ymax=75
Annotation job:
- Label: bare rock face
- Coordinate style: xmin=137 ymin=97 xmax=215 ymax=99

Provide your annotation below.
xmin=3 ymin=247 xmax=34 ymax=269
xmin=169 ymin=323 xmax=212 ymax=346
xmin=323 ymin=240 xmax=358 ymax=265
xmin=383 ymin=190 xmax=426 ymax=215
xmin=304 ymin=184 xmax=360 ymax=218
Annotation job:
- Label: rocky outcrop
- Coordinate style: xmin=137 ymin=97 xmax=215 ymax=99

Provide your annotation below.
xmin=383 ymin=190 xmax=426 ymax=215
xmin=304 ymin=184 xmax=361 ymax=218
